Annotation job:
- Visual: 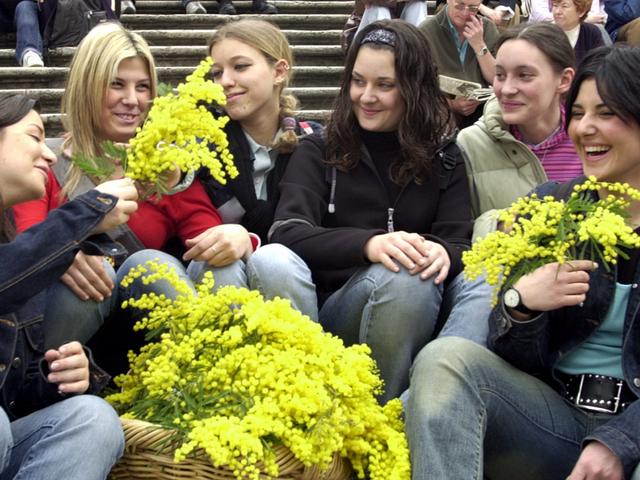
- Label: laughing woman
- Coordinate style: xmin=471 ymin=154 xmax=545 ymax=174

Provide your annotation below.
xmin=0 ymin=94 xmax=137 ymax=479
xmin=407 ymin=45 xmax=640 ymax=480
xmin=270 ymin=20 xmax=473 ymax=403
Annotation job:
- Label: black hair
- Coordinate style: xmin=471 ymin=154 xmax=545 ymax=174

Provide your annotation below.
xmin=566 ymin=45 xmax=640 ymax=126
xmin=326 ymin=19 xmax=452 ymax=185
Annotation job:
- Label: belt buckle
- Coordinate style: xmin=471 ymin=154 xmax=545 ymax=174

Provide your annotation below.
xmin=575 ymin=374 xmax=622 ymax=414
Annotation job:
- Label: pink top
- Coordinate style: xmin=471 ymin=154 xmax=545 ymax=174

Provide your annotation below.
xmin=511 ymin=108 xmax=583 ymax=183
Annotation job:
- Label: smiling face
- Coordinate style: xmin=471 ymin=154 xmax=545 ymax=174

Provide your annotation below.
xmin=0 ymin=110 xmax=56 ymax=207
xmin=552 ymin=0 xmax=583 ymax=31
xmin=349 ymin=46 xmax=405 ymax=133
xmin=97 ymin=56 xmax=152 ymax=143
xmin=210 ymin=38 xmax=286 ymax=126
xmin=494 ymin=39 xmax=573 ymax=129
xmin=568 ymin=79 xmax=640 ymax=186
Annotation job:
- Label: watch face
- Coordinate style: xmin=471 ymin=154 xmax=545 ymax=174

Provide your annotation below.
xmin=504 ymin=288 xmax=520 ymax=308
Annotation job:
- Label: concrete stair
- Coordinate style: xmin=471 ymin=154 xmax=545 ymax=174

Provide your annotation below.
xmin=0 ymin=0 xmax=434 ymax=136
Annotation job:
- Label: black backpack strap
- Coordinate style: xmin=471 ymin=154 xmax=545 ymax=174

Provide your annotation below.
xmin=436 ymin=135 xmax=461 ymax=191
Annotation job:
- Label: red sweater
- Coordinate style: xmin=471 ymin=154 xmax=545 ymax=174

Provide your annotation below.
xmin=13 ymin=169 xmax=222 ymax=250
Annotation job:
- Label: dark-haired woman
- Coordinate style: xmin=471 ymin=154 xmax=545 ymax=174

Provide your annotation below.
xmin=407 ymin=45 xmax=640 ymax=479
xmin=0 ymin=94 xmax=135 ymax=479
xmin=270 ymin=20 xmax=474 ymax=403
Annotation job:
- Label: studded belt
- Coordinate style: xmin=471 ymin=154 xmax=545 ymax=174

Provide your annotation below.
xmin=556 ymin=372 xmax=636 ymax=414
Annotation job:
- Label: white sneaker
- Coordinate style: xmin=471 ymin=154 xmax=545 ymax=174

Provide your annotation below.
xmin=121 ymin=0 xmax=136 ymax=14
xmin=186 ymin=1 xmax=206 ymax=13
xmin=22 ymin=51 xmax=44 ymax=68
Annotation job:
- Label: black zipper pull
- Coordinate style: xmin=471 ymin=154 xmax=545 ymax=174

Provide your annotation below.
xmin=387 ymin=208 xmax=395 ymax=233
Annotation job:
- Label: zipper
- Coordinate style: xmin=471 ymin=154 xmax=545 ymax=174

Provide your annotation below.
xmin=387 ymin=208 xmax=394 ymax=233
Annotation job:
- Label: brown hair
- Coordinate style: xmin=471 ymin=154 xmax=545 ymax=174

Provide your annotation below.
xmin=496 ymin=22 xmax=575 ymax=73
xmin=326 ymin=20 xmax=452 ymax=185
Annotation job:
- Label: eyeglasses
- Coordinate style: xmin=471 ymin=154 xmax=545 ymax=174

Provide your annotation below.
xmin=452 ymin=2 xmax=480 ymax=13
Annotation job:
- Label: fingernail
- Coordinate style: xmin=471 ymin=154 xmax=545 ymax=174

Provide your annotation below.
xmin=51 ymin=362 xmax=59 ymax=369
xmin=409 ymin=263 xmax=415 ymax=269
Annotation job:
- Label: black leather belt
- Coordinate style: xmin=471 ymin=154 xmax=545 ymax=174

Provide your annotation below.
xmin=556 ymin=372 xmax=636 ymax=414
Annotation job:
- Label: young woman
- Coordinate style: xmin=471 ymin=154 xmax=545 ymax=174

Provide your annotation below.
xmin=0 ymin=94 xmax=135 ymax=479
xmin=182 ymin=19 xmax=323 ymax=319
xmin=270 ymin=20 xmax=474 ymax=403
xmin=459 ymin=22 xmax=581 ymax=237
xmin=12 ymin=22 xmax=232 ymax=371
xmin=407 ymin=45 xmax=640 ymax=480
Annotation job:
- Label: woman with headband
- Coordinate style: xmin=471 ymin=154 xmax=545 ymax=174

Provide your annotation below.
xmin=270 ymin=20 xmax=473 ymax=403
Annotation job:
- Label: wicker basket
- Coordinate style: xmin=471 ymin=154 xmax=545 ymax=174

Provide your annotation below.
xmin=109 ymin=418 xmax=354 ymax=480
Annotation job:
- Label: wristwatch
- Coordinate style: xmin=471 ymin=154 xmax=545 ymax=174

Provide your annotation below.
xmin=476 ymin=46 xmax=489 ymax=57
xmin=503 ymin=288 xmax=534 ymax=315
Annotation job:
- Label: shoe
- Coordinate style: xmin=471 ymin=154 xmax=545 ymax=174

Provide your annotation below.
xmin=22 ymin=50 xmax=44 ymax=68
xmin=218 ymin=0 xmax=236 ymax=14
xmin=121 ymin=0 xmax=136 ymax=14
xmin=252 ymin=0 xmax=277 ymax=14
xmin=185 ymin=1 xmax=207 ymax=13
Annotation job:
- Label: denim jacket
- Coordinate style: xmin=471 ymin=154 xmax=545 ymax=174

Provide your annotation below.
xmin=489 ymin=178 xmax=640 ymax=478
xmin=0 ymin=189 xmax=116 ymax=419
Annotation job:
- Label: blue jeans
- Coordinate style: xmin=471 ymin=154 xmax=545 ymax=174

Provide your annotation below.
xmin=187 ymin=244 xmax=319 ymax=320
xmin=437 ymin=272 xmax=493 ymax=346
xmin=406 ymin=337 xmax=640 ymax=480
xmin=0 ymin=396 xmax=123 ymax=480
xmin=0 ymin=1 xmax=42 ymax=64
xmin=43 ymin=261 xmax=118 ymax=349
xmin=320 ymin=263 xmax=442 ymax=403
xmin=118 ymin=245 xmax=318 ymax=320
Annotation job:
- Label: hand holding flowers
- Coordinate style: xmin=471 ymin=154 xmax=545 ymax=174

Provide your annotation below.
xmin=464 ymin=177 xmax=640 ymax=305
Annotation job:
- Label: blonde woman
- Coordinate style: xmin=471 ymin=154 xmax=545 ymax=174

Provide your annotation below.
xmin=184 ymin=19 xmax=323 ymax=320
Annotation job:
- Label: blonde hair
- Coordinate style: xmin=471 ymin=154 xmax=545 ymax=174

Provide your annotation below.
xmin=208 ymin=19 xmax=299 ymax=153
xmin=61 ymin=22 xmax=157 ymax=195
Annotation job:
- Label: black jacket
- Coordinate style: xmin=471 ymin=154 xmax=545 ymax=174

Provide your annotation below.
xmin=198 ymin=117 xmax=323 ymax=244
xmin=270 ymin=132 xmax=473 ymax=300
xmin=489 ymin=177 xmax=640 ymax=477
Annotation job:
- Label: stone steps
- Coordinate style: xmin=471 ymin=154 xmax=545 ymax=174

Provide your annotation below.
xmin=0 ymin=29 xmax=343 ymax=49
xmin=132 ymin=0 xmax=354 ymax=14
xmin=120 ymin=13 xmax=349 ymax=30
xmin=0 ymin=45 xmax=343 ymax=67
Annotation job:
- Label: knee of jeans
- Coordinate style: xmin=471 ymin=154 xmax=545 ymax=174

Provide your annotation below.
xmin=0 ymin=409 xmax=12 ymax=472
xmin=248 ymin=244 xmax=310 ymax=278
xmin=62 ymin=396 xmax=124 ymax=458
xmin=118 ymin=250 xmax=185 ymax=281
xmin=365 ymin=264 xmax=442 ymax=302
xmin=15 ymin=1 xmax=38 ymax=15
xmin=411 ymin=337 xmax=481 ymax=380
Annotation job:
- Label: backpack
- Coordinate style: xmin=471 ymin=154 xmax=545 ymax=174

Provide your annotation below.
xmin=41 ymin=0 xmax=116 ymax=51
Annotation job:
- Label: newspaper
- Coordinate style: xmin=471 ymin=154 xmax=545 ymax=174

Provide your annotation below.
xmin=438 ymin=75 xmax=494 ymax=102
